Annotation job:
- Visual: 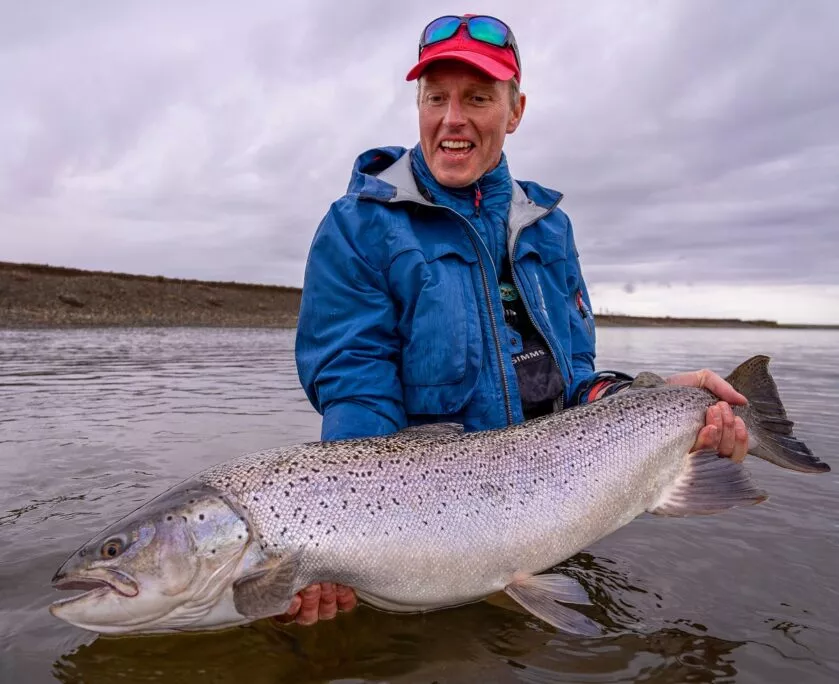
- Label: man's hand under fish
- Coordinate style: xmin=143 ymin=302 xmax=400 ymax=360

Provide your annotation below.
xmin=277 ymin=367 xmax=749 ymax=626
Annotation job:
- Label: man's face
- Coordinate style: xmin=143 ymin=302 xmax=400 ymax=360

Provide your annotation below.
xmin=418 ymin=61 xmax=525 ymax=188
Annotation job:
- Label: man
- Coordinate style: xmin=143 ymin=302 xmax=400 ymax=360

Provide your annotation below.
xmin=284 ymin=15 xmax=748 ymax=626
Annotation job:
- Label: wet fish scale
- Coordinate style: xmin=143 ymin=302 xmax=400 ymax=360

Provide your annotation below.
xmin=199 ymin=386 xmax=708 ymax=610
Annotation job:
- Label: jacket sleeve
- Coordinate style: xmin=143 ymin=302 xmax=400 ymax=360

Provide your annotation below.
xmin=295 ymin=199 xmax=406 ymax=441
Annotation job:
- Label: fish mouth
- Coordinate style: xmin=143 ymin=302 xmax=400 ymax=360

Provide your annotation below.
xmin=51 ymin=570 xmax=139 ymax=608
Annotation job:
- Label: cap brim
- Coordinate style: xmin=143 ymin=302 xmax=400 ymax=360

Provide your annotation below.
xmin=405 ymin=50 xmax=517 ymax=82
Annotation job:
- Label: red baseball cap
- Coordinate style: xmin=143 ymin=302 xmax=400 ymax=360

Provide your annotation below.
xmin=405 ymin=21 xmax=521 ymax=83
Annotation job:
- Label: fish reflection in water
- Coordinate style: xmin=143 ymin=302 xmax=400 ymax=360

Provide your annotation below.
xmin=52 ymin=553 xmax=743 ymax=684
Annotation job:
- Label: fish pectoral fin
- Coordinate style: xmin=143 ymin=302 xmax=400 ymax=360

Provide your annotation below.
xmin=503 ymin=573 xmax=602 ymax=637
xmin=232 ymin=549 xmax=302 ymax=620
xmin=649 ymin=449 xmax=768 ymax=517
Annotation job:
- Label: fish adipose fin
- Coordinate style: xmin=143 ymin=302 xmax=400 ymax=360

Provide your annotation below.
xmin=727 ymin=355 xmax=830 ymax=473
xmin=232 ymin=548 xmax=303 ymax=620
xmin=650 ymin=450 xmax=768 ymax=517
xmin=504 ymin=573 xmax=602 ymax=636
xmin=630 ymin=372 xmax=667 ymax=389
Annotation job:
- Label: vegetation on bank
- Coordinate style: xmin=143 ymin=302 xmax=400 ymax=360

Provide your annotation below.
xmin=1 ymin=261 xmax=834 ymax=329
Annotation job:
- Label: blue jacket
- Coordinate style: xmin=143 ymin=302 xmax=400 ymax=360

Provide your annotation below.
xmin=296 ymin=145 xmax=602 ymax=441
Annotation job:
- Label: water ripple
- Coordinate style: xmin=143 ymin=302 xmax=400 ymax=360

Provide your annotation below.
xmin=1 ymin=326 xmax=837 ymax=684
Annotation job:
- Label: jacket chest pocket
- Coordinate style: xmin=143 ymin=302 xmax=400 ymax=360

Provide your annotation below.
xmin=392 ymin=245 xmax=478 ymax=389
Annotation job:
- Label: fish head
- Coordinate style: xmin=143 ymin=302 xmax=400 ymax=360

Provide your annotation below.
xmin=50 ymin=480 xmax=251 ymax=634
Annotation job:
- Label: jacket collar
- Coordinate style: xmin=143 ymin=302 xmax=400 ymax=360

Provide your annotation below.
xmin=373 ymin=148 xmax=558 ymax=256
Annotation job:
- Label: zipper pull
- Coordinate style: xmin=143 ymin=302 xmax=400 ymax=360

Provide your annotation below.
xmin=474 ymin=186 xmax=482 ymax=217
xmin=576 ymin=290 xmax=588 ymax=318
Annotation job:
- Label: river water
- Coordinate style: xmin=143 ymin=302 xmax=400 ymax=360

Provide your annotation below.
xmin=1 ymin=327 xmax=837 ymax=683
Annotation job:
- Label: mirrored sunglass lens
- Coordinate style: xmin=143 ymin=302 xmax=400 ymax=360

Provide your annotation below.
xmin=467 ymin=17 xmax=508 ymax=46
xmin=424 ymin=16 xmax=461 ymax=44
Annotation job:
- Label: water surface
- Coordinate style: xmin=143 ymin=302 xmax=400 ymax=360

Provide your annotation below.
xmin=1 ymin=327 xmax=837 ymax=683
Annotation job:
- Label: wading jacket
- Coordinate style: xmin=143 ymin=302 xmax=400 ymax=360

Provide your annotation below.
xmin=296 ymin=145 xmax=606 ymax=441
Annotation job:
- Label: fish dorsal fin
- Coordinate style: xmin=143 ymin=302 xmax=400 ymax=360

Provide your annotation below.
xmin=630 ymin=372 xmax=667 ymax=389
xmin=232 ymin=547 xmax=303 ymax=619
xmin=398 ymin=423 xmax=464 ymax=437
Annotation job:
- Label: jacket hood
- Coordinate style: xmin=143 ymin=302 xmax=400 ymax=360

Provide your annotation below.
xmin=346 ymin=146 xmax=411 ymax=201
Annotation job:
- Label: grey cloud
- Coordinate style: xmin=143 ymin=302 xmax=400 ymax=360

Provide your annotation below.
xmin=0 ymin=0 xmax=837 ymax=295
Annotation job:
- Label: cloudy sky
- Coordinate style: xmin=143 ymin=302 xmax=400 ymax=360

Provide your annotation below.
xmin=1 ymin=1 xmax=837 ymax=323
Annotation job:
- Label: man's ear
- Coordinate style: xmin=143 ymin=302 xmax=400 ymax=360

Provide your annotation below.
xmin=507 ymin=92 xmax=526 ymax=134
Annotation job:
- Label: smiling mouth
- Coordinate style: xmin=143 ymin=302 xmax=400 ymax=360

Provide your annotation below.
xmin=440 ymin=141 xmax=475 ymax=157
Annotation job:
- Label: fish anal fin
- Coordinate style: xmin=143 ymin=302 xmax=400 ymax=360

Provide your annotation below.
xmin=504 ymin=573 xmax=602 ymax=637
xmin=232 ymin=548 xmax=303 ymax=620
xmin=650 ymin=449 xmax=767 ymax=517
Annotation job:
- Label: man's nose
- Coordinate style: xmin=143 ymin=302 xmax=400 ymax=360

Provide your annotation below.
xmin=442 ymin=99 xmax=466 ymax=126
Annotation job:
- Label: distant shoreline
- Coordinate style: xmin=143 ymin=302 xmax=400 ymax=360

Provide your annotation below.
xmin=2 ymin=261 xmax=837 ymax=330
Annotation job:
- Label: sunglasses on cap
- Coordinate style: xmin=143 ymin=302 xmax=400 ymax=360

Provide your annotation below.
xmin=418 ymin=15 xmax=521 ymax=71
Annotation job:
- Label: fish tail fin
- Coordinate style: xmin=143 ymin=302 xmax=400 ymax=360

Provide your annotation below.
xmin=727 ymin=355 xmax=830 ymax=473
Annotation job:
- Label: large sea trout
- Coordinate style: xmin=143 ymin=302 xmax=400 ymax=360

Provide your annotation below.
xmin=50 ymin=356 xmax=829 ymax=636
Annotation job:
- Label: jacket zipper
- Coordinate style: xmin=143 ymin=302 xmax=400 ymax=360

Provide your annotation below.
xmin=438 ymin=204 xmax=513 ymax=426
xmin=462 ymin=228 xmax=512 ymax=424
xmin=508 ymin=199 xmax=569 ymax=408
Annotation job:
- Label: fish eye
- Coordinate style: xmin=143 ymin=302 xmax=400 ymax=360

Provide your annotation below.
xmin=100 ymin=538 xmax=125 ymax=559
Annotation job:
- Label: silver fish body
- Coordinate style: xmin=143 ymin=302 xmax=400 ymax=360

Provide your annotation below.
xmin=50 ymin=356 xmax=830 ymax=636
